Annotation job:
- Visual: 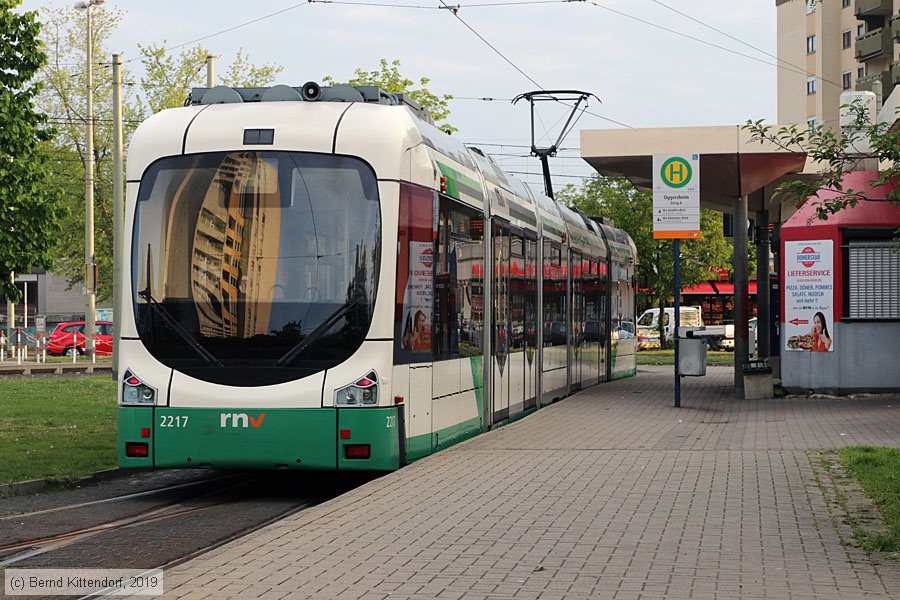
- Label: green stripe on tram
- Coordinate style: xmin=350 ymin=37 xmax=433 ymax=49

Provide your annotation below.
xmin=437 ymin=161 xmax=483 ymax=201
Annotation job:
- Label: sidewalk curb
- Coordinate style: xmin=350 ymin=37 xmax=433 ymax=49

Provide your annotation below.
xmin=0 ymin=468 xmax=134 ymax=498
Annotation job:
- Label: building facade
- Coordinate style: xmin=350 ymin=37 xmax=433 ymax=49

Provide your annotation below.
xmin=776 ymin=0 xmax=900 ymax=129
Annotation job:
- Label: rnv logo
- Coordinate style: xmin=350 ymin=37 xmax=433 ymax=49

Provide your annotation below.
xmin=220 ymin=413 xmax=266 ymax=428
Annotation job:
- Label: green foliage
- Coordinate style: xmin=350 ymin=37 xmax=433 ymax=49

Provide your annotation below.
xmin=557 ymin=175 xmax=733 ymax=340
xmin=743 ymin=100 xmax=899 ymax=220
xmin=140 ymin=44 xmax=283 ymax=113
xmin=324 ymin=59 xmax=455 ymax=132
xmin=0 ymin=0 xmax=67 ymax=302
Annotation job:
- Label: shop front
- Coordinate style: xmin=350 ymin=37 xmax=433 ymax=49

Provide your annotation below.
xmin=780 ymin=172 xmax=900 ymax=394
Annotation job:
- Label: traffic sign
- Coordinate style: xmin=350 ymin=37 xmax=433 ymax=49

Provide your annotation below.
xmin=653 ymin=153 xmax=701 ymax=239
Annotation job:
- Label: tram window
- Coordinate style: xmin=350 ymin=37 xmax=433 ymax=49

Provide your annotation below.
xmin=433 ymin=197 xmax=485 ymax=361
xmin=395 ymin=183 xmax=436 ymax=364
xmin=542 ymin=241 xmax=566 ymax=348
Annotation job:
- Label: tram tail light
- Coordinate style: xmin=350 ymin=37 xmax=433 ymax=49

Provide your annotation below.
xmin=345 ymin=444 xmax=371 ymax=459
xmin=121 ymin=369 xmax=157 ymax=406
xmin=126 ymin=442 xmax=149 ymax=458
xmin=335 ymin=371 xmax=378 ymax=406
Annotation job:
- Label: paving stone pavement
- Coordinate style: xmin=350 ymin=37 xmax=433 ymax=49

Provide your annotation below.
xmin=160 ymin=366 xmax=900 ymax=599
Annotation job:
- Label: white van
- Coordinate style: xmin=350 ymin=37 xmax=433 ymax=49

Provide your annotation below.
xmin=636 ymin=306 xmax=703 ymax=347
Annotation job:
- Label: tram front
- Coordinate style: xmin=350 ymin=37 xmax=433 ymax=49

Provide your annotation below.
xmin=118 ymin=102 xmax=402 ymax=471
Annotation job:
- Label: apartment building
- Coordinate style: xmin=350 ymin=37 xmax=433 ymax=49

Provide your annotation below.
xmin=776 ymin=0 xmax=900 ymax=129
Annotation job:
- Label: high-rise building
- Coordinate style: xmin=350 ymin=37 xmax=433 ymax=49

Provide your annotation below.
xmin=776 ymin=0 xmax=899 ymax=130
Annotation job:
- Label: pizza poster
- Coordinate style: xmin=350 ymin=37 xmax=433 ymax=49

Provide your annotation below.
xmin=784 ymin=240 xmax=834 ymax=352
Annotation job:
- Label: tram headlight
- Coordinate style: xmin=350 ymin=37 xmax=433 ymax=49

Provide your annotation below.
xmin=335 ymin=371 xmax=378 ymax=407
xmin=121 ymin=369 xmax=157 ymax=406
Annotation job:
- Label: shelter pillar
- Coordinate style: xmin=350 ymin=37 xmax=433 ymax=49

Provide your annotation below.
xmin=756 ymin=210 xmax=770 ymax=359
xmin=733 ymin=196 xmax=749 ymax=396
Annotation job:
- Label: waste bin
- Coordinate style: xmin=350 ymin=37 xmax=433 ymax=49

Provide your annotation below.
xmin=742 ymin=359 xmax=773 ymax=399
xmin=677 ymin=338 xmax=707 ymax=376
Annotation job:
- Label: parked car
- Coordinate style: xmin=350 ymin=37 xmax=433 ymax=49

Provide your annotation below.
xmin=47 ymin=321 xmax=113 ymax=356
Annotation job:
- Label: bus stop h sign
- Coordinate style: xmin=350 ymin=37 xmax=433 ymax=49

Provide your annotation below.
xmin=652 ymin=154 xmax=701 ymax=240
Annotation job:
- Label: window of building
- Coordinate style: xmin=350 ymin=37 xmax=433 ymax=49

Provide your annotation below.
xmin=857 ymin=23 xmax=865 ymax=36
xmin=842 ymin=29 xmax=852 ymax=49
xmin=807 ymin=34 xmax=816 ymax=54
xmin=806 ymin=0 xmax=816 ymax=14
xmin=842 ymin=0 xmax=850 ymax=7
xmin=858 ymin=65 xmax=866 ymax=78
xmin=807 ymin=76 xmax=817 ymax=94
xmin=842 ymin=71 xmax=852 ymax=89
xmin=807 ymin=116 xmax=817 ymax=131
xmin=845 ymin=238 xmax=900 ymax=319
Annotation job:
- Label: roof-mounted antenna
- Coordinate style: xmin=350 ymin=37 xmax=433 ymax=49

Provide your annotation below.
xmin=512 ymin=90 xmax=599 ymax=200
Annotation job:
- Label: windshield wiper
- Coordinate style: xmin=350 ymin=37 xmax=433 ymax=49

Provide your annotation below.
xmin=275 ymin=298 xmax=364 ymax=367
xmin=139 ymin=244 xmax=223 ymax=368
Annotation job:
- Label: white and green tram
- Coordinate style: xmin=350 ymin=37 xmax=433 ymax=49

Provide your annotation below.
xmin=117 ymin=83 xmax=636 ymax=471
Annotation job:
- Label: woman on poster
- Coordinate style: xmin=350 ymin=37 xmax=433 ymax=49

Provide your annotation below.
xmin=810 ymin=311 xmax=832 ymax=352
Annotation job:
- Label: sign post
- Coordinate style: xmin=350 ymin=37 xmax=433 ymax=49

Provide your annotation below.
xmin=653 ymin=153 xmax=701 ymax=408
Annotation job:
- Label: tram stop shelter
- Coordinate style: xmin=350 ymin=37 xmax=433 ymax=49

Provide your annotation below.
xmin=580 ymin=125 xmax=808 ymax=397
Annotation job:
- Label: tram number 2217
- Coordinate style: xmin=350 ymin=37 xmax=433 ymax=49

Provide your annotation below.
xmin=385 ymin=415 xmax=396 ymax=429
xmin=160 ymin=415 xmax=189 ymax=428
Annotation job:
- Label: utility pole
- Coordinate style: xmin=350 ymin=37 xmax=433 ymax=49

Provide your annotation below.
xmin=206 ymin=55 xmax=215 ymax=88
xmin=76 ymin=0 xmax=104 ymax=357
xmin=7 ymin=272 xmax=14 ymax=351
xmin=112 ymin=52 xmax=123 ymax=378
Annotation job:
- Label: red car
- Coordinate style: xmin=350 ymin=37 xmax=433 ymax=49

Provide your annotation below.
xmin=47 ymin=321 xmax=114 ymax=356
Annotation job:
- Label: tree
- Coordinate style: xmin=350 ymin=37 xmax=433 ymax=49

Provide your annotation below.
xmin=323 ymin=59 xmax=455 ymax=132
xmin=35 ymin=6 xmax=283 ymax=302
xmin=557 ymin=176 xmax=733 ymax=345
xmin=140 ymin=44 xmax=283 ymax=114
xmin=743 ymin=102 xmax=899 ymax=220
xmin=0 ymin=1 xmax=67 ymax=302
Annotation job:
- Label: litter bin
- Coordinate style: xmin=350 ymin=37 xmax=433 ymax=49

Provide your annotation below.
xmin=677 ymin=338 xmax=707 ymax=376
xmin=742 ymin=359 xmax=773 ymax=399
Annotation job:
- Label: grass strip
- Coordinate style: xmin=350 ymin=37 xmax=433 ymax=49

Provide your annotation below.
xmin=839 ymin=446 xmax=900 ymax=556
xmin=636 ymin=349 xmax=735 ymax=366
xmin=0 ymin=376 xmax=117 ymax=484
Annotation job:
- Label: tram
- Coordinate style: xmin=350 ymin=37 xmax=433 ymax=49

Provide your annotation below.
xmin=117 ymin=83 xmax=636 ymax=471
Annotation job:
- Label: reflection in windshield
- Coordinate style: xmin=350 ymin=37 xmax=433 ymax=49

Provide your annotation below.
xmin=133 ymin=151 xmax=380 ymax=386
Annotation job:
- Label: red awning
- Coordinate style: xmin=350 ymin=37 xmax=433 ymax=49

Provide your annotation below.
xmin=682 ymin=281 xmax=758 ymax=295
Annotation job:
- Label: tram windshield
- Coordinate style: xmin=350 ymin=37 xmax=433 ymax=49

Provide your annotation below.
xmin=132 ymin=151 xmax=380 ymax=386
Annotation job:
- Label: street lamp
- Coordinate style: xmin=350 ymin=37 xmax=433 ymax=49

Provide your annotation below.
xmin=75 ymin=0 xmax=104 ymax=357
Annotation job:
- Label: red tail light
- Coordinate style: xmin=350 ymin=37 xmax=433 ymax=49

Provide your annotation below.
xmin=141 ymin=428 xmax=151 ymax=438
xmin=340 ymin=429 xmax=351 ymax=440
xmin=126 ymin=442 xmax=149 ymax=457
xmin=345 ymin=444 xmax=370 ymax=459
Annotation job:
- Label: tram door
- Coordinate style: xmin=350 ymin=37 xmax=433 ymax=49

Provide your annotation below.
xmin=570 ymin=251 xmax=584 ymax=391
xmin=524 ymin=236 xmax=538 ymax=410
xmin=491 ymin=220 xmax=511 ymax=424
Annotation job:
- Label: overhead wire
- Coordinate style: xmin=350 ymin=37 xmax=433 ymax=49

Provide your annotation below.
xmin=648 ymin=0 xmax=844 ymax=89
xmin=581 ymin=0 xmax=818 ymax=82
xmin=122 ymin=0 xmax=313 ymax=64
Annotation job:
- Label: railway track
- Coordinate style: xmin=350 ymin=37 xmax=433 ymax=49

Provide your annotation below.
xmin=0 ymin=477 xmax=247 ymax=567
xmin=0 ymin=468 xmax=375 ymax=598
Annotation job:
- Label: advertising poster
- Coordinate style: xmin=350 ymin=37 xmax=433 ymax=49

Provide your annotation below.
xmin=784 ymin=240 xmax=834 ymax=352
xmin=400 ymin=241 xmax=434 ymax=352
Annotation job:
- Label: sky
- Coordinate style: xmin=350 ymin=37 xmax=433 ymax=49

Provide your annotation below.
xmin=20 ymin=0 xmax=780 ymax=192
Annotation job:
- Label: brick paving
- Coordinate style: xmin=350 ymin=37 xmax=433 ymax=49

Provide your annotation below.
xmin=160 ymin=366 xmax=900 ymax=599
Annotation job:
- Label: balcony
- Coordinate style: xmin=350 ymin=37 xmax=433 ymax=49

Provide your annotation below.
xmin=856 ymin=0 xmax=892 ymax=18
xmin=855 ymin=70 xmax=893 ymax=95
xmin=855 ymin=27 xmax=893 ymax=60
